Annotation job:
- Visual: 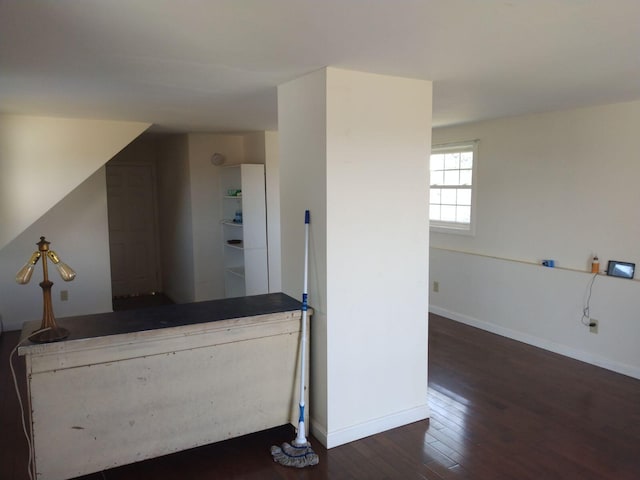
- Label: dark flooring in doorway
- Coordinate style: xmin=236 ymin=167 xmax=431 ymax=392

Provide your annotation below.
xmin=112 ymin=292 xmax=174 ymax=311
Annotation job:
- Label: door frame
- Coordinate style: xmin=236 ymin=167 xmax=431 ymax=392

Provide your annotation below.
xmin=106 ymin=159 xmax=162 ymax=297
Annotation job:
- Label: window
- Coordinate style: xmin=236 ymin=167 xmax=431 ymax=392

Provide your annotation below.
xmin=429 ymin=140 xmax=478 ymax=234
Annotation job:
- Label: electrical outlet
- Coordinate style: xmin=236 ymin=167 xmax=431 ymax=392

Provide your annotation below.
xmin=433 ymin=281 xmax=439 ymax=293
xmin=589 ymin=319 xmax=598 ymax=334
xmin=60 ymin=290 xmax=69 ymax=301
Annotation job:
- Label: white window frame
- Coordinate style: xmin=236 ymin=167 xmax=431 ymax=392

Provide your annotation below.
xmin=429 ymin=140 xmax=478 ymax=235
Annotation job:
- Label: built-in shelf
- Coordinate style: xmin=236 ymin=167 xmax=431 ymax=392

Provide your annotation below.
xmin=225 ymin=267 xmax=245 ymax=278
xmin=220 ymin=164 xmax=269 ymax=298
xmin=222 ymin=220 xmax=243 ymax=227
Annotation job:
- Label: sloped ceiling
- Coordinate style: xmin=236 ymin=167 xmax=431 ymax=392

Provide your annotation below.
xmin=0 ymin=115 xmax=149 ymax=250
xmin=1 ymin=1 xmax=640 ymax=132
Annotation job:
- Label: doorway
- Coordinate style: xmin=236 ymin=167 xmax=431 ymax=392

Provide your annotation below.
xmin=106 ymin=163 xmax=161 ymax=298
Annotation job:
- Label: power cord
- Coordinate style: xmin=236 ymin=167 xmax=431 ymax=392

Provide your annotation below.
xmin=9 ymin=327 xmax=52 ymax=480
xmin=10 ymin=330 xmax=110 ymax=480
xmin=581 ymin=273 xmax=599 ymax=328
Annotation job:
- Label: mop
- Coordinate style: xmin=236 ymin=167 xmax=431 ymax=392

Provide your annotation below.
xmin=270 ymin=210 xmax=319 ymax=468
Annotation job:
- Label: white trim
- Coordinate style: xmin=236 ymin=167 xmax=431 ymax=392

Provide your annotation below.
xmin=314 ymin=404 xmax=430 ymax=449
xmin=310 ymin=419 xmax=328 ymax=447
xmin=430 ymin=222 xmax=475 ymax=236
xmin=431 ymin=139 xmax=479 ymax=151
xmin=429 ymin=305 xmax=640 ymax=381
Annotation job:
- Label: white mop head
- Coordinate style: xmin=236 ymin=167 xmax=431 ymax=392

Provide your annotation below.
xmin=270 ymin=441 xmax=319 ymax=468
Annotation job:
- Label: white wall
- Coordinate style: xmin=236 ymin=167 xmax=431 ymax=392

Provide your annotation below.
xmin=264 ymin=131 xmax=282 ymax=292
xmin=279 ymin=67 xmax=432 ymax=448
xmin=0 ymin=114 xmax=149 ymax=250
xmin=0 ymin=122 xmax=274 ymax=331
xmin=430 ymin=100 xmax=640 ymax=379
xmin=242 ymin=131 xmax=266 ymax=164
xmin=156 ymin=135 xmax=195 ymax=303
xmin=187 ymin=134 xmax=245 ymax=301
xmin=279 ymin=67 xmax=329 ymax=437
xmin=0 ymin=114 xmax=149 ymax=332
xmin=151 ymin=132 xmax=272 ymax=303
xmin=0 ymin=168 xmax=113 ymax=331
xmin=325 ymin=69 xmax=431 ymax=445
xmin=108 ymin=134 xmax=158 ymax=166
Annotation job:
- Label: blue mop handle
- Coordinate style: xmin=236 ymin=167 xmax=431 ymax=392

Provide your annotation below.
xmin=302 ymin=210 xmax=310 ymax=310
xmin=295 ymin=209 xmax=310 ymax=446
xmin=302 ymin=210 xmax=310 ymax=314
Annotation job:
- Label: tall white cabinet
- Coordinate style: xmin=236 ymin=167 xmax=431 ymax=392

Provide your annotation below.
xmin=220 ymin=164 xmax=269 ymax=297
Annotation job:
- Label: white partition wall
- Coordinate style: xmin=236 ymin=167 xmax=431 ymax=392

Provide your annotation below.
xmin=278 ymin=67 xmax=432 ymax=448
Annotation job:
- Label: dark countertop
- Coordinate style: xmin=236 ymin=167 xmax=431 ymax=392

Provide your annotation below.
xmin=21 ymin=293 xmax=302 ymax=343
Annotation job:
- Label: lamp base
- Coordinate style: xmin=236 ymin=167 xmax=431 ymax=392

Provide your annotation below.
xmin=29 ymin=326 xmax=70 ymax=343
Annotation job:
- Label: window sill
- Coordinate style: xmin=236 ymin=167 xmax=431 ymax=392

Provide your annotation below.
xmin=430 ymin=223 xmax=475 ymax=236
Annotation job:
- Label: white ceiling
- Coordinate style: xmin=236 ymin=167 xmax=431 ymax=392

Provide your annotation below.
xmin=1 ymin=0 xmax=639 ymax=133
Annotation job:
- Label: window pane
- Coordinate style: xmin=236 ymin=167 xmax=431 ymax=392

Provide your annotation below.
xmin=456 ymin=206 xmax=471 ymax=223
xmin=459 ymin=169 xmax=472 ymax=186
xmin=429 ymin=204 xmax=441 ymax=221
xmin=441 ymin=189 xmax=457 ymax=205
xmin=441 ymin=205 xmax=456 ymax=222
xmin=430 ymin=141 xmax=477 ymax=232
xmin=430 ymin=170 xmax=444 ymax=186
xmin=457 ymin=188 xmax=471 ymax=205
xmin=444 ymin=153 xmax=460 ymax=170
xmin=430 ymin=154 xmax=444 ymax=171
xmin=460 ymin=152 xmax=473 ymax=169
xmin=443 ymin=170 xmax=459 ymax=185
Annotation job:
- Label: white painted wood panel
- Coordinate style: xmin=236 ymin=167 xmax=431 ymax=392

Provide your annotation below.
xmin=20 ymin=310 xmax=309 ymax=480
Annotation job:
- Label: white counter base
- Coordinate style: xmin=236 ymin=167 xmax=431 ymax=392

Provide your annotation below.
xmin=19 ymin=302 xmax=308 ymax=480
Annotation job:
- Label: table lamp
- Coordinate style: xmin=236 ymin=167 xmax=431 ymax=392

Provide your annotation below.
xmin=16 ymin=236 xmax=76 ymax=343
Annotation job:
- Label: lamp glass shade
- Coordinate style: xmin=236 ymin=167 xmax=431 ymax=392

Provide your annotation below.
xmin=47 ymin=250 xmax=76 ymax=281
xmin=16 ymin=263 xmax=35 ymax=284
xmin=15 ymin=251 xmax=41 ymax=284
xmin=54 ymin=261 xmax=76 ymax=281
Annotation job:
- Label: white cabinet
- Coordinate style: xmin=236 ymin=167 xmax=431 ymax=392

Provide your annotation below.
xmin=220 ymin=164 xmax=269 ymax=297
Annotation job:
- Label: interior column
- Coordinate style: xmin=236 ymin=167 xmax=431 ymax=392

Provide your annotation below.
xmin=278 ymin=67 xmax=432 ymax=448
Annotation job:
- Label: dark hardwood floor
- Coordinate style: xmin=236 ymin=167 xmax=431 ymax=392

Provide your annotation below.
xmin=2 ymin=313 xmax=639 ymax=479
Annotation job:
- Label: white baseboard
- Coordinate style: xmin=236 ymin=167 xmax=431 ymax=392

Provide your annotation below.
xmin=429 ymin=305 xmax=640 ymax=381
xmin=310 ymin=420 xmax=328 ymax=447
xmin=312 ymin=404 xmax=430 ymax=449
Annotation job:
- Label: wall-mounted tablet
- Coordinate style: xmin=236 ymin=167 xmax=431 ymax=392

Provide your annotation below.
xmin=606 ymin=260 xmax=635 ymax=279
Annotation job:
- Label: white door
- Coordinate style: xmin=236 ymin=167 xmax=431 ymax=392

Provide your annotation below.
xmin=106 ymin=164 xmax=160 ymax=297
